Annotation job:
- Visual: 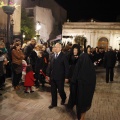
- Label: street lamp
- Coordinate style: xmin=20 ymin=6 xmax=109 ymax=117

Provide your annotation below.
xmin=2 ymin=0 xmax=15 ymax=50
xmin=10 ymin=19 xmax=14 ymax=43
xmin=36 ymin=21 xmax=41 ymax=42
xmin=34 ymin=36 xmax=37 ymax=40
xmin=23 ymin=33 xmax=25 ymax=42
xmin=36 ymin=21 xmax=41 ymax=31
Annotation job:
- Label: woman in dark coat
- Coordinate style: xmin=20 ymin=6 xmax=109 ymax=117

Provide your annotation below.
xmin=35 ymin=51 xmax=45 ymax=88
xmin=86 ymin=45 xmax=94 ymax=63
xmin=70 ymin=53 xmax=96 ymax=120
xmin=67 ymin=44 xmax=80 ymax=109
xmin=68 ymin=46 xmax=80 ymax=81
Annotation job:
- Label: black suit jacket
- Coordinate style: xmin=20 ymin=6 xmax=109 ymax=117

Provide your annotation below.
xmin=47 ymin=52 xmax=69 ymax=81
xmin=104 ymin=51 xmax=116 ymax=68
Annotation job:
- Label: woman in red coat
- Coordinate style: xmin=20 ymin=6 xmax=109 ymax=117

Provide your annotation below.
xmin=24 ymin=65 xmax=35 ymax=93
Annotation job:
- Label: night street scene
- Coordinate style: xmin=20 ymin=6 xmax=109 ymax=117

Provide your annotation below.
xmin=0 ymin=0 xmax=120 ymax=120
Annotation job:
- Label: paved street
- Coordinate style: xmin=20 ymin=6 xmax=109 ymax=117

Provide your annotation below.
xmin=0 ymin=66 xmax=120 ymax=120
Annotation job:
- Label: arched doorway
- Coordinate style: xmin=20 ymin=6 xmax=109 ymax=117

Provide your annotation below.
xmin=98 ymin=37 xmax=108 ymax=50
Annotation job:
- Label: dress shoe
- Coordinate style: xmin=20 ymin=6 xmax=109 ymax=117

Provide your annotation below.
xmin=48 ymin=105 xmax=57 ymax=109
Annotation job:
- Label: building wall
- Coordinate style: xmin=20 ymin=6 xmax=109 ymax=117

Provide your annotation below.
xmin=22 ymin=0 xmax=67 ymax=40
xmin=13 ymin=0 xmax=21 ymax=35
xmin=38 ymin=0 xmax=67 ymax=24
xmin=22 ymin=0 xmax=38 ymax=8
xmin=34 ymin=6 xmax=54 ymax=42
xmin=0 ymin=8 xmax=7 ymax=27
xmin=62 ymin=22 xmax=120 ymax=50
xmin=0 ymin=0 xmax=21 ymax=35
xmin=39 ymin=0 xmax=67 ymax=39
xmin=22 ymin=0 xmax=67 ymax=23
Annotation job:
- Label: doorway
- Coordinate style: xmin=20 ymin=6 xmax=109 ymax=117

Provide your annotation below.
xmin=98 ymin=37 xmax=108 ymax=50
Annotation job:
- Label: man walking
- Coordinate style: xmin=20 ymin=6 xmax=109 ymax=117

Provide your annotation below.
xmin=104 ymin=46 xmax=116 ymax=83
xmin=46 ymin=43 xmax=69 ymax=109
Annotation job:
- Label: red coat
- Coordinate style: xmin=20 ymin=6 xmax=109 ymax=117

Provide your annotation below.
xmin=24 ymin=71 xmax=34 ymax=86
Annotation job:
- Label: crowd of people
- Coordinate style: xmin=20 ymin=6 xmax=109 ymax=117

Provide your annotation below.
xmin=0 ymin=38 xmax=119 ymax=120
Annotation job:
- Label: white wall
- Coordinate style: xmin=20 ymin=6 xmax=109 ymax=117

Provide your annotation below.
xmin=22 ymin=0 xmax=67 ymax=39
xmin=34 ymin=6 xmax=55 ymax=42
xmin=13 ymin=0 xmax=21 ymax=35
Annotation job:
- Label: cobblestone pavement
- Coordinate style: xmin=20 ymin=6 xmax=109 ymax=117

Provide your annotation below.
xmin=0 ymin=66 xmax=120 ymax=120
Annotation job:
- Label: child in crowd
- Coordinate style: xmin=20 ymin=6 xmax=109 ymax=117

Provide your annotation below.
xmin=24 ymin=65 xmax=35 ymax=93
xmin=22 ymin=60 xmax=27 ymax=83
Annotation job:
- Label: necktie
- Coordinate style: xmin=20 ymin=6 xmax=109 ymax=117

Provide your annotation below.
xmin=56 ymin=53 xmax=58 ymax=59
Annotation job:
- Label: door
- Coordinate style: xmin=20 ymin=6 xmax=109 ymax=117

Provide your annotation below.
xmin=98 ymin=37 xmax=108 ymax=50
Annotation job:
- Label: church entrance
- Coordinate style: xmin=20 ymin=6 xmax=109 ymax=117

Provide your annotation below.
xmin=98 ymin=37 xmax=108 ymax=50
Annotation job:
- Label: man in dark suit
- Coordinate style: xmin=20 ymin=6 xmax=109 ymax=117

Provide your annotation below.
xmin=104 ymin=46 xmax=116 ymax=83
xmin=46 ymin=43 xmax=69 ymax=109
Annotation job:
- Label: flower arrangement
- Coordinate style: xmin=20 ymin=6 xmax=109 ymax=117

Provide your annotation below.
xmin=0 ymin=0 xmax=20 ymax=15
xmin=0 ymin=1 xmax=19 ymax=8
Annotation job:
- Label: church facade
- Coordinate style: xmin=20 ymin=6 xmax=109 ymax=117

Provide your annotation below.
xmin=62 ymin=22 xmax=120 ymax=50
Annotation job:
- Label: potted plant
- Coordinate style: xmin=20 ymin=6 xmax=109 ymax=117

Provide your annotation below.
xmin=0 ymin=1 xmax=19 ymax=15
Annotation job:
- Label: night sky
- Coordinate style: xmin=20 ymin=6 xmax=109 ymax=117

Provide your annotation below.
xmin=55 ymin=0 xmax=120 ymax=22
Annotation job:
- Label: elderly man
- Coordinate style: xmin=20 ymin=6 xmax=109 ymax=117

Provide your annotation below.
xmin=46 ymin=43 xmax=69 ymax=109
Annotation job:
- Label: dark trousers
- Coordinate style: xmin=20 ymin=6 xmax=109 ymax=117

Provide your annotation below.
xmin=5 ymin=63 xmax=11 ymax=78
xmin=0 ymin=74 xmax=5 ymax=88
xmin=106 ymin=67 xmax=114 ymax=83
xmin=35 ymin=73 xmax=45 ymax=87
xmin=51 ymin=79 xmax=66 ymax=106
xmin=12 ymin=63 xmax=22 ymax=87
xmin=0 ymin=75 xmax=5 ymax=88
xmin=68 ymin=83 xmax=77 ymax=109
xmin=12 ymin=72 xmax=22 ymax=87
